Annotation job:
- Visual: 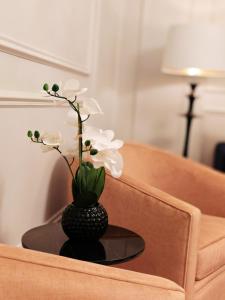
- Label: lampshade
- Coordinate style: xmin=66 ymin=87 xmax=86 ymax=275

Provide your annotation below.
xmin=161 ymin=23 xmax=225 ymax=78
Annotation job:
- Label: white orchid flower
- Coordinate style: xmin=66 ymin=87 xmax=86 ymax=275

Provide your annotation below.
xmin=77 ymin=97 xmax=103 ymax=116
xmin=41 ymin=132 xmax=62 ymax=152
xmin=83 ymin=126 xmax=124 ymax=177
xmin=62 ymin=79 xmax=88 ymax=101
xmin=92 ymin=150 xmax=123 ymax=178
xmin=83 ymin=126 xmax=123 ymax=151
xmin=61 ymin=140 xmax=79 ymax=159
xmin=62 ymin=79 xmax=103 ymax=116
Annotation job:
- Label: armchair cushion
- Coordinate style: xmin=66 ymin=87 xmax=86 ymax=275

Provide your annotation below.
xmin=197 ymin=214 xmax=225 ymax=280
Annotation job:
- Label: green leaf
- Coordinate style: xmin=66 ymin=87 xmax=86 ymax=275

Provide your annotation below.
xmin=27 ymin=130 xmax=33 ymax=138
xmin=86 ymin=161 xmax=94 ymax=168
xmin=72 ymin=162 xmax=105 ymax=207
xmin=94 ymin=167 xmax=105 ymax=199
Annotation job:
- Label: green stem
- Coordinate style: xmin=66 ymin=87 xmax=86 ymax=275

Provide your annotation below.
xmin=30 ymin=138 xmax=74 ymax=178
xmin=53 ymin=147 xmax=74 ymax=178
xmin=77 ymin=109 xmax=83 ymax=166
xmin=46 ymin=90 xmax=84 ymax=166
xmin=67 ymin=101 xmax=83 ymax=166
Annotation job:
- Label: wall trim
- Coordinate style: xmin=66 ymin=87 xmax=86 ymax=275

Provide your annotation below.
xmin=0 ymin=91 xmax=68 ymax=107
xmin=0 ymin=1 xmax=97 ymax=75
xmin=204 ymin=106 xmax=225 ymax=115
xmin=0 ymin=34 xmax=90 ymax=75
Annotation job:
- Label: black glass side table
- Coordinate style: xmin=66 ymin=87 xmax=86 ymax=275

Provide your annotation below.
xmin=22 ymin=223 xmax=145 ymax=265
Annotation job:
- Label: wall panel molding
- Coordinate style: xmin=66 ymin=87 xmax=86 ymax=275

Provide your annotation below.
xmin=0 ymin=1 xmax=98 ymax=75
xmin=204 ymin=106 xmax=225 ymax=114
xmin=0 ymin=91 xmax=68 ymax=107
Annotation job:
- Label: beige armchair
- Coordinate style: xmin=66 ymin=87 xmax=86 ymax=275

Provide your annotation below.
xmin=100 ymin=143 xmax=225 ymax=300
xmin=0 ymin=243 xmax=184 ymax=299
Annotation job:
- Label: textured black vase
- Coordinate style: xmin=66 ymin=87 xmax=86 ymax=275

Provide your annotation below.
xmin=59 ymin=239 xmax=106 ymax=261
xmin=61 ymin=203 xmax=108 ymax=241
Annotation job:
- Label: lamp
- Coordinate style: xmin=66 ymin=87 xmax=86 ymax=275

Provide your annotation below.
xmin=161 ymin=23 xmax=225 ymax=157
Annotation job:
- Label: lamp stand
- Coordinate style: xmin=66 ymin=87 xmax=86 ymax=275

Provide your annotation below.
xmin=182 ymin=83 xmax=198 ymax=157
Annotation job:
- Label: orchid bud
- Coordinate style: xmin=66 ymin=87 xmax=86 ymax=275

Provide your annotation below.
xmin=27 ymin=130 xmax=33 ymax=138
xmin=90 ymin=149 xmax=98 ymax=155
xmin=43 ymin=83 xmax=49 ymax=91
xmin=85 ymin=140 xmax=91 ymax=147
xmin=52 ymin=84 xmax=59 ymax=92
xmin=34 ymin=130 xmax=40 ymax=139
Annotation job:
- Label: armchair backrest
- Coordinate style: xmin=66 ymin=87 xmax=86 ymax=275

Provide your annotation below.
xmin=120 ymin=142 xmax=225 ymax=214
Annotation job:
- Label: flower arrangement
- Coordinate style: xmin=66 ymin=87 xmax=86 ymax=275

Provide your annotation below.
xmin=27 ymin=79 xmax=123 ymax=240
xmin=27 ymin=79 xmax=123 ymax=206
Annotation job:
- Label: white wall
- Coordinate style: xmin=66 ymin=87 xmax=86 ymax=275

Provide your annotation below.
xmin=1 ymin=0 xmax=225 ymax=245
xmin=133 ymin=0 xmax=225 ymax=165
xmin=0 ymin=0 xmax=142 ymax=245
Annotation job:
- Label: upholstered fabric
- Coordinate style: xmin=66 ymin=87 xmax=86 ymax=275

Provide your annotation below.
xmin=101 ymin=172 xmax=201 ymax=298
xmin=119 ymin=143 xmax=225 ymax=218
xmin=0 ymin=243 xmax=184 ymax=300
xmin=197 ymin=214 xmax=225 ymax=280
xmin=99 ymin=142 xmax=225 ymax=300
xmin=194 ymin=264 xmax=225 ymax=300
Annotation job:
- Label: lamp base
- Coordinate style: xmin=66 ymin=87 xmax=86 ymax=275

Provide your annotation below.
xmin=182 ymin=83 xmax=198 ymax=157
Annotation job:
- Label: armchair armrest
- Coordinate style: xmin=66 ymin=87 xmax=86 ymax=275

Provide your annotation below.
xmin=101 ymin=174 xmax=201 ymax=296
xmin=0 ymin=244 xmax=184 ymax=300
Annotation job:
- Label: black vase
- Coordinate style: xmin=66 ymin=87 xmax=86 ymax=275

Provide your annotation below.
xmin=59 ymin=239 xmax=106 ymax=262
xmin=61 ymin=203 xmax=108 ymax=241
